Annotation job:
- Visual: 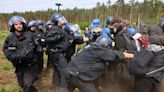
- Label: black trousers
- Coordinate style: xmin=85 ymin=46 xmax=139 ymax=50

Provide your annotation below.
xmin=16 ymin=65 xmax=38 ymax=92
xmin=52 ymin=71 xmax=98 ymax=92
xmin=47 ymin=51 xmax=53 ymax=68
xmin=66 ymin=76 xmax=98 ymax=92
xmin=51 ymin=52 xmax=68 ymax=91
xmin=37 ymin=52 xmax=44 ymax=73
xmin=134 ymin=77 xmax=159 ymax=92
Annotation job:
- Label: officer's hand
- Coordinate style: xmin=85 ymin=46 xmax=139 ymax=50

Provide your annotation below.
xmin=11 ymin=60 xmax=19 ymax=67
xmin=16 ymin=54 xmax=24 ymax=61
xmin=123 ymin=52 xmax=134 ymax=59
xmin=16 ymin=49 xmax=27 ymax=60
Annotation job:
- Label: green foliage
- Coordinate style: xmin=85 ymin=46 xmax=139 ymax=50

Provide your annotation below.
xmin=0 ymin=31 xmax=21 ymax=91
xmin=0 ymin=62 xmax=14 ymax=72
xmin=0 ymin=83 xmax=22 ymax=92
xmin=0 ymin=31 xmax=14 ymax=72
xmin=79 ymin=22 xmax=90 ymax=30
xmin=0 ymin=31 xmax=9 ymax=48
xmin=0 ymin=1 xmax=163 ymax=31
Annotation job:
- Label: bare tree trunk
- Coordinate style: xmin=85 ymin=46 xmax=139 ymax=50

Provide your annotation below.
xmin=130 ymin=6 xmax=133 ymax=25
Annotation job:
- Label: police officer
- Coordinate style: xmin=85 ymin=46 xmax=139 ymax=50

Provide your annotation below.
xmin=3 ymin=16 xmax=38 ymax=92
xmin=34 ymin=19 xmax=45 ymax=73
xmin=27 ymin=20 xmax=37 ymax=32
xmin=148 ymin=18 xmax=164 ymax=45
xmin=128 ymin=44 xmax=164 ymax=92
xmin=63 ymin=35 xmax=134 ymax=92
xmin=64 ymin=23 xmax=88 ymax=62
xmin=45 ymin=21 xmax=53 ymax=31
xmin=44 ymin=13 xmax=70 ymax=91
xmin=44 ymin=21 xmax=54 ymax=68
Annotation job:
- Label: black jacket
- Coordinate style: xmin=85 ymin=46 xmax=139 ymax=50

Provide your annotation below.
xmin=66 ymin=34 xmax=84 ymax=61
xmin=66 ymin=42 xmax=124 ymax=81
xmin=33 ymin=29 xmax=45 ymax=52
xmin=147 ymin=50 xmax=164 ymax=81
xmin=114 ymin=30 xmax=138 ymax=51
xmin=128 ymin=50 xmax=164 ymax=81
xmin=128 ymin=50 xmax=154 ymax=77
xmin=45 ymin=26 xmax=70 ymax=52
xmin=3 ymin=31 xmax=37 ymax=67
xmin=148 ymin=25 xmax=164 ymax=45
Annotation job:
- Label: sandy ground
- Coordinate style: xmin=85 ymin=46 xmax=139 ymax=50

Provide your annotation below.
xmin=0 ymin=66 xmax=164 ymax=92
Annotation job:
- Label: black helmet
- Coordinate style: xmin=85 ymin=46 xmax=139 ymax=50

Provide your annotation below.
xmin=8 ymin=16 xmax=26 ymax=27
xmin=8 ymin=16 xmax=27 ymax=32
xmin=106 ymin=16 xmax=113 ymax=25
xmin=27 ymin=20 xmax=36 ymax=27
xmin=45 ymin=21 xmax=53 ymax=29
xmin=96 ymin=35 xmax=112 ymax=47
xmin=50 ymin=13 xmax=67 ymax=25
xmin=35 ymin=19 xmax=44 ymax=26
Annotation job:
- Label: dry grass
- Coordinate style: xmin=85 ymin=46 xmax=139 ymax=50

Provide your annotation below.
xmin=34 ymin=68 xmax=53 ymax=92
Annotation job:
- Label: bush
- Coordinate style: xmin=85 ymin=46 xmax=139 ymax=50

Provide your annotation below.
xmin=0 ymin=83 xmax=22 ymax=92
xmin=79 ymin=22 xmax=90 ymax=30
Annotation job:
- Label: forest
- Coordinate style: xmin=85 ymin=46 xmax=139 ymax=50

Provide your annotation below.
xmin=0 ymin=0 xmax=164 ymax=31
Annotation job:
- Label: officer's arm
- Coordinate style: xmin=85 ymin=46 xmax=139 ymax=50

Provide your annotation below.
xmin=72 ymin=36 xmax=84 ymax=44
xmin=101 ymin=50 xmax=134 ymax=62
xmin=3 ymin=37 xmax=17 ymax=61
xmin=45 ymin=31 xmax=64 ymax=43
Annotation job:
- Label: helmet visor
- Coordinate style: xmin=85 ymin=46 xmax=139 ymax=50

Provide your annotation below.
xmin=57 ymin=16 xmax=67 ymax=25
xmin=70 ymin=25 xmax=79 ymax=32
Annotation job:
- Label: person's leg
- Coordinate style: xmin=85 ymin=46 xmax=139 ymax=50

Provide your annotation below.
xmin=16 ymin=70 xmax=24 ymax=88
xmin=73 ymin=78 xmax=98 ymax=92
xmin=47 ymin=52 xmax=53 ymax=68
xmin=134 ymin=77 xmax=159 ymax=92
xmin=54 ymin=53 xmax=68 ymax=86
xmin=23 ymin=66 xmax=38 ymax=92
xmin=150 ymin=78 xmax=159 ymax=92
xmin=52 ymin=70 xmax=61 ymax=91
xmin=37 ymin=52 xmax=44 ymax=73
xmin=52 ymin=52 xmax=68 ymax=92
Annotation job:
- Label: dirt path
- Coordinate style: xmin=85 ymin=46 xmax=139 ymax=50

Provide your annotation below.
xmin=34 ymin=68 xmax=53 ymax=92
xmin=0 ymin=71 xmax=16 ymax=85
xmin=1 ymin=66 xmax=164 ymax=92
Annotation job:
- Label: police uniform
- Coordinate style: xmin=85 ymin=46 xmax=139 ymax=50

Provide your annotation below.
xmin=64 ymin=42 xmax=125 ymax=92
xmin=34 ymin=29 xmax=45 ymax=73
xmin=3 ymin=31 xmax=38 ymax=92
xmin=45 ymin=25 xmax=70 ymax=90
xmin=128 ymin=50 xmax=164 ymax=92
xmin=65 ymin=33 xmax=84 ymax=62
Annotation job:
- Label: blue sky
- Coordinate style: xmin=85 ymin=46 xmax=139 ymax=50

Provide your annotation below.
xmin=0 ymin=0 xmax=144 ymax=13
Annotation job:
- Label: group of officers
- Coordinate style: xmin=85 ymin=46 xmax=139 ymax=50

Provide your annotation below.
xmin=2 ymin=12 xmax=164 ymax=92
